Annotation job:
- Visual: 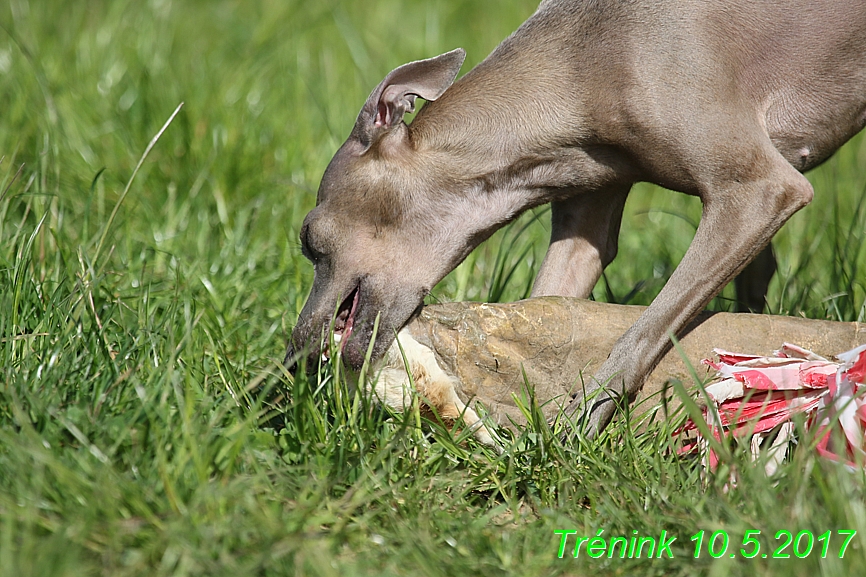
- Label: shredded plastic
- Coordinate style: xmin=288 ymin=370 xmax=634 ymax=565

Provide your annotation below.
xmin=678 ymin=343 xmax=866 ymax=473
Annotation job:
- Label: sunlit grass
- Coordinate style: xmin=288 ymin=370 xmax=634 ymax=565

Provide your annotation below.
xmin=1 ymin=1 xmax=865 ymax=575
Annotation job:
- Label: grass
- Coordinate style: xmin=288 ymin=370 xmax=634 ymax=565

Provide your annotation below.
xmin=1 ymin=0 xmax=865 ymax=575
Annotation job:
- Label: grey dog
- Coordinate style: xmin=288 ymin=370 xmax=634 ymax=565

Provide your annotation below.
xmin=287 ymin=0 xmax=866 ymax=438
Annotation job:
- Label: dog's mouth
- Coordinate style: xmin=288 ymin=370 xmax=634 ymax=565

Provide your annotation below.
xmin=328 ymin=284 xmax=360 ymax=358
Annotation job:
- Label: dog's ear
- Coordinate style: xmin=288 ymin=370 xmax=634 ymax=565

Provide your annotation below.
xmin=351 ymin=48 xmax=465 ymax=149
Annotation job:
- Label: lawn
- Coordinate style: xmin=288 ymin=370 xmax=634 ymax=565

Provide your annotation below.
xmin=1 ymin=1 xmax=865 ymax=575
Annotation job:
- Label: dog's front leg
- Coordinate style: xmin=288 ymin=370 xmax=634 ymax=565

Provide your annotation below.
xmin=563 ymin=146 xmax=815 ymax=438
xmin=532 ymin=185 xmax=630 ymax=298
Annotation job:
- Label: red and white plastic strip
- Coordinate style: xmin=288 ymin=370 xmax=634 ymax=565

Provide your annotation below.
xmin=679 ymin=343 xmax=866 ymax=471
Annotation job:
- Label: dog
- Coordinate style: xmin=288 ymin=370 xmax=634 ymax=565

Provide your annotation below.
xmin=287 ymin=0 xmax=866 ymax=439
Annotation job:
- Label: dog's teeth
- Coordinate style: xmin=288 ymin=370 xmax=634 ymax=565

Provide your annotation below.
xmin=333 ymin=333 xmax=342 ymax=343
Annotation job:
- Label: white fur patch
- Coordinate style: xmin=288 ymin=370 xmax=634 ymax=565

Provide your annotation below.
xmin=369 ymin=328 xmax=498 ymax=448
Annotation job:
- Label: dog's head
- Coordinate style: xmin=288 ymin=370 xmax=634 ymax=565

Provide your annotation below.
xmin=286 ymin=49 xmax=471 ymax=371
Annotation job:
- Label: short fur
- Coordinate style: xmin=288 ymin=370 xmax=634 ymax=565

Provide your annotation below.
xmin=288 ymin=0 xmax=866 ymax=438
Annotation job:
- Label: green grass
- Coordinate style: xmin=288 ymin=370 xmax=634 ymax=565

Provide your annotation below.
xmin=1 ymin=1 xmax=865 ymax=575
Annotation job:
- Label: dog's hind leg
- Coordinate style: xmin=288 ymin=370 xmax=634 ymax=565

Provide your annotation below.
xmin=734 ymin=244 xmax=777 ymax=312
